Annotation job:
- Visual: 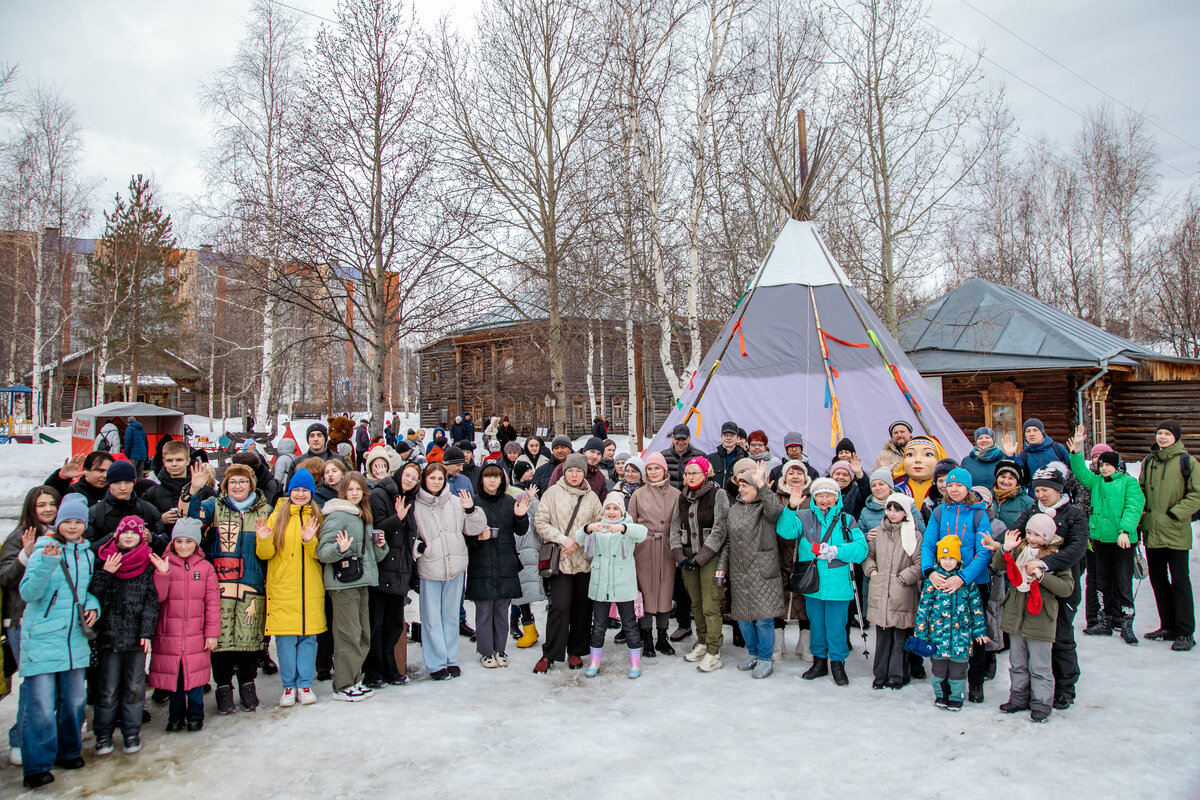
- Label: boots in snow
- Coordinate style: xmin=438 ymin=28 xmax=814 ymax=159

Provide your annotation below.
xmin=1145 ymin=627 xmax=1174 ymax=641
xmin=216 ymin=685 xmax=237 ymax=715
xmin=628 ymin=648 xmax=642 ymax=679
xmin=239 ymin=682 xmax=260 ymax=712
xmin=655 ymin=628 xmax=675 ymax=656
xmin=516 ymin=622 xmax=539 ymax=648
xmin=773 ymin=630 xmax=785 ymax=660
xmin=640 ymin=628 xmax=655 ymax=657
xmin=1119 ymin=618 xmax=1139 ymax=645
xmin=830 ymin=660 xmax=849 ymax=686
xmin=510 ymin=617 xmax=523 ymax=641
xmin=258 ymin=650 xmax=278 ymax=676
xmin=460 ymin=619 xmax=477 ymax=641
xmin=1083 ymin=618 xmax=1113 ymax=636
xmin=968 ymin=683 xmax=984 ymax=703
xmin=1172 ymin=635 xmax=1196 ymax=651
xmin=614 ymin=629 xmax=627 ymax=645
xmin=585 ymin=648 xmax=602 ymax=678
xmin=802 ymin=658 xmax=828 ymax=680
xmin=795 ymin=628 xmax=812 ymax=662
xmin=410 ymin=621 xmax=422 ymax=644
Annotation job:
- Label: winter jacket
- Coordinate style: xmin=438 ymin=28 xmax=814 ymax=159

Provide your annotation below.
xmin=412 ymin=488 xmax=487 ymax=582
xmin=533 ymin=457 xmax=565 ymax=496
xmin=991 ymin=550 xmax=1073 ymax=642
xmin=574 ymin=513 xmax=647 ymax=602
xmin=628 ymin=478 xmax=681 ymax=615
xmin=1014 ymin=437 xmax=1070 ymax=495
xmin=659 ymin=443 xmax=705 ymax=491
xmin=547 ymin=462 xmax=608 ymax=502
xmin=778 ymin=499 xmax=868 ymax=603
xmin=426 ymin=428 xmax=448 ymax=455
xmin=95 ymin=422 xmax=122 ymax=454
xmin=449 ymin=421 xmax=465 ymax=443
xmin=497 ymin=424 xmax=518 ymax=447
xmin=591 ymin=418 xmax=607 ymax=439
xmin=723 ymin=487 xmax=785 ymax=620
xmin=19 ymin=536 xmax=100 ymax=677
xmin=354 ymin=426 xmax=371 ymax=458
xmin=148 ymin=551 xmax=220 ymax=692
xmin=89 ymin=552 xmax=158 ymax=653
xmin=314 ymin=483 xmax=339 ymax=506
xmin=256 ymin=502 xmax=327 ymax=636
xmin=994 ymin=490 xmax=1034 ymax=528
xmin=462 ymin=418 xmax=476 ymax=441
xmin=707 ymin=445 xmax=749 ymax=490
xmin=0 ymin=523 xmax=37 ymax=627
xmin=273 ymin=439 xmax=298 ymax=486
xmin=368 ymin=475 xmax=400 ymax=528
xmin=466 ymin=479 xmax=526 ymax=601
xmin=914 ymin=565 xmax=986 ymax=660
xmin=863 ymin=516 xmax=923 ymax=629
xmin=87 ymin=492 xmax=167 ymax=551
xmin=669 ymin=480 xmax=730 ymax=566
xmin=375 ymin=487 xmax=417 ymax=597
xmin=836 ymin=473 xmax=872 ymax=519
xmin=124 ymin=420 xmax=149 ymax=461
xmin=962 ymin=446 xmax=1004 ymax=490
xmin=1137 ymin=440 xmax=1200 ymax=550
xmin=193 ymin=492 xmax=271 ymax=594
xmin=872 ymin=441 xmax=904 ymax=474
xmin=534 ymin=477 xmax=603 ymax=575
xmin=317 ymin=500 xmax=387 ymax=590
xmin=143 ymin=469 xmax=217 ymax=536
xmin=1014 ymin=502 xmax=1089 ymax=582
xmin=512 ymin=491 xmax=545 ymax=605
xmin=43 ymin=468 xmax=107 ymax=507
xmin=1068 ymin=451 xmax=1145 ymax=544
xmin=921 ymin=501 xmax=992 ymax=586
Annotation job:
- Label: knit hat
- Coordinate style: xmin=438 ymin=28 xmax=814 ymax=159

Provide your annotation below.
xmin=1096 ymin=450 xmax=1121 ymax=471
xmin=336 ymin=442 xmax=353 ymax=458
xmin=106 ymin=459 xmax=137 ymax=485
xmin=747 ymin=429 xmax=768 ymax=445
xmin=55 ymin=494 xmax=89 ymax=528
xmin=671 ymin=424 xmax=691 ymax=440
xmin=366 ymin=445 xmax=401 ymax=474
xmin=126 ymin=416 xmax=137 ymax=424
xmin=643 ymin=452 xmax=668 ymax=473
xmin=1089 ymin=443 xmax=1113 ymax=459
xmin=781 ymin=460 xmax=810 ymax=485
xmin=550 ymin=435 xmax=573 ymax=450
xmin=732 ymin=457 xmax=757 ymax=483
xmin=442 ymin=446 xmax=465 ymax=465
xmin=1031 ymin=465 xmax=1065 ymax=493
xmin=829 ymin=460 xmax=853 ymax=478
xmin=221 ymin=463 xmax=257 ymax=492
xmin=511 ymin=460 xmax=532 ymax=481
xmin=721 ymin=421 xmax=739 ymax=435
xmin=563 ymin=453 xmax=588 ymax=473
xmin=306 ymin=423 xmax=329 ymax=440
xmin=935 ymin=534 xmax=962 ymax=564
xmin=1157 ymin=419 xmax=1183 ymax=443
xmin=972 ymin=486 xmax=994 ymax=507
xmin=884 ymin=493 xmax=919 ymax=556
xmin=1024 ymin=511 xmax=1057 ymax=541
xmin=995 ymin=459 xmax=1023 ymax=484
xmin=456 ymin=439 xmax=476 ymax=451
xmin=583 ymin=437 xmax=604 ymax=454
xmin=487 ymin=440 xmax=501 ymax=452
xmin=974 ymin=427 xmax=996 ymax=442
xmin=945 ymin=467 xmax=972 ymax=489
xmin=810 ymin=477 xmax=840 ymax=497
xmin=933 ymin=458 xmax=959 ymax=481
xmin=834 ymin=437 xmax=856 ymax=455
xmin=395 ymin=440 xmax=413 ymax=454
xmin=114 ymin=515 xmax=148 ymax=542
xmin=869 ymin=467 xmax=893 ymax=487
xmin=1023 ymin=418 xmax=1047 ymax=438
xmin=502 ymin=416 xmax=509 ymax=423
xmin=780 ymin=432 xmax=802 ymax=450
xmin=172 ymin=517 xmax=203 ymax=544
xmin=736 ymin=427 xmax=747 ymax=440
xmin=888 ymin=420 xmax=913 ymax=435
xmin=288 ymin=468 xmax=316 ymax=494
xmin=686 ymin=455 xmax=712 ymax=476
xmin=603 ymin=493 xmax=625 ymax=513
xmin=504 ymin=441 xmax=522 ymax=456
xmin=624 ymin=456 xmax=645 ymax=476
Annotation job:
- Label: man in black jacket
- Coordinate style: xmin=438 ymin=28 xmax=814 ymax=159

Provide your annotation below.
xmin=659 ymin=424 xmax=704 ymax=491
xmin=141 ymin=440 xmax=215 ymax=537
xmin=87 ymin=459 xmax=167 ymax=551
xmin=533 ymin=435 xmax=572 ymax=495
xmin=44 ymin=451 xmax=113 ymax=506
xmin=707 ymin=421 xmax=748 ymax=489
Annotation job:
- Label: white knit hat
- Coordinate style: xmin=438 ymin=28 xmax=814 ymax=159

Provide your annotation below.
xmin=810 ymin=477 xmax=840 ymax=497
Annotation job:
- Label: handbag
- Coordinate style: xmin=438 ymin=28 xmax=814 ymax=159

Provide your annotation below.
xmin=538 ymin=495 xmax=585 ymax=578
xmin=1132 ymin=542 xmax=1149 ymax=581
xmin=59 ymin=558 xmax=98 ymax=642
xmin=333 ymin=531 xmax=366 ymax=583
xmin=786 ymin=513 xmax=845 ymax=595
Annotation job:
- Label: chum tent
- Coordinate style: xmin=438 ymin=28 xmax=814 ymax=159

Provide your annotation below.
xmin=645 ymin=220 xmax=971 ymax=470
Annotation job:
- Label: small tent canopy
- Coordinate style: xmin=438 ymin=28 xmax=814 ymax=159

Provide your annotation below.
xmin=0 ymin=385 xmax=33 ymax=394
xmin=645 ymin=220 xmax=971 ymax=471
xmin=71 ymin=402 xmax=185 ymax=458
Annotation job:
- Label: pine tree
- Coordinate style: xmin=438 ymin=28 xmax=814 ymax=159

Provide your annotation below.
xmin=81 ymin=174 xmax=190 ymax=403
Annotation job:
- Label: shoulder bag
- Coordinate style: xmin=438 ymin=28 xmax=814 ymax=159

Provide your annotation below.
xmin=538 ymin=495 xmax=584 ymax=578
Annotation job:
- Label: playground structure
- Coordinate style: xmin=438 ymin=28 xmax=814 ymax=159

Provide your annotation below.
xmin=0 ymin=384 xmax=43 ymax=444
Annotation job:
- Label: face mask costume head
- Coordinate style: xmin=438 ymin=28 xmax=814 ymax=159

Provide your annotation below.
xmin=894 ymin=434 xmax=946 ymax=507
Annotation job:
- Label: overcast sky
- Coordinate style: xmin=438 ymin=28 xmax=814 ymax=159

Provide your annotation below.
xmin=2 ymin=0 xmax=1197 ymax=240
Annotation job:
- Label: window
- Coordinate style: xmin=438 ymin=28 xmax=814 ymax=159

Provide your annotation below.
xmin=573 ymin=394 xmax=585 ymax=422
xmin=612 ymin=396 xmax=625 ymax=425
xmin=470 ymin=352 xmax=483 ymax=380
xmin=504 ymin=356 xmax=514 ymax=375
xmin=428 ymin=358 xmax=440 ymax=386
xmin=980 ymin=381 xmax=1022 ymax=445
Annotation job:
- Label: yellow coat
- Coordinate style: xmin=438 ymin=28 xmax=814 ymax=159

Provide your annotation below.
xmin=256 ymin=502 xmax=327 ymax=636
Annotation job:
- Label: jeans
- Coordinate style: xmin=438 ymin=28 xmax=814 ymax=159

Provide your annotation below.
xmin=419 ymin=573 xmax=466 ymax=672
xmin=169 ymin=683 xmax=205 ymax=724
xmin=680 ymin=559 xmax=724 ymax=654
xmin=591 ymin=600 xmax=641 ymax=650
xmin=738 ymin=619 xmax=775 ymax=661
xmin=475 ymin=598 xmax=513 ymax=657
xmin=5 ymin=624 xmax=21 ymax=748
xmin=93 ymin=649 xmax=147 ymax=741
xmin=330 ymin=587 xmax=371 ymax=691
xmin=20 ymin=668 xmax=86 ymax=776
xmin=275 ymin=634 xmax=318 ymax=689
xmin=805 ymin=597 xmax=850 ymax=662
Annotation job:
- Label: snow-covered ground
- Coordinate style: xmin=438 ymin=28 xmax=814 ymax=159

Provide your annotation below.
xmin=1 ymin=431 xmax=1198 ymax=797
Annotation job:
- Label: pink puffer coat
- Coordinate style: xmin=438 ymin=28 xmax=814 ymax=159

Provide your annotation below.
xmin=149 ymin=551 xmax=221 ymax=692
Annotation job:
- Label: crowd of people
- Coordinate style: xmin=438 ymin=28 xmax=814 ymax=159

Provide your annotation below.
xmin=0 ymin=413 xmax=1196 ymax=788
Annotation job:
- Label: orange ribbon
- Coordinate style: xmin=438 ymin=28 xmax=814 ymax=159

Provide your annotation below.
xmin=732 ymin=320 xmax=747 ymax=357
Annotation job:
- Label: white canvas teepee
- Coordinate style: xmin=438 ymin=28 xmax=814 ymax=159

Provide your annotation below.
xmin=645 ymin=221 xmax=970 ymax=470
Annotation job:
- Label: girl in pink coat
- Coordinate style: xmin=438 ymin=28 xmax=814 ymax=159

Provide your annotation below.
xmin=149 ymin=517 xmax=220 ymax=732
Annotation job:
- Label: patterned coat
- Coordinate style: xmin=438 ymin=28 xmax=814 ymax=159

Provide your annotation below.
xmin=722 ymin=487 xmax=785 ymax=621
xmin=914 ymin=566 xmax=986 ymax=660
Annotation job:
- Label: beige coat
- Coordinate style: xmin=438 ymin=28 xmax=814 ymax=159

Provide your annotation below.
xmin=534 ymin=477 xmax=603 ymax=575
xmin=862 ymin=517 xmax=923 ymax=629
xmin=412 ymin=488 xmax=488 ymax=581
xmin=628 ymin=478 xmax=681 ymax=615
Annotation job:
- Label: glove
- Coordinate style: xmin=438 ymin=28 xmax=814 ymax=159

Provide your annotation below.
xmin=817 ymin=543 xmax=838 ymax=562
xmin=680 ymin=558 xmax=698 ymax=571
xmin=415 ymin=539 xmax=427 ymax=556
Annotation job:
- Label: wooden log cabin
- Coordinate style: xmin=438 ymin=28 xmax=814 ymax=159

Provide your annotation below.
xmin=900 ymin=278 xmax=1200 ymax=461
xmin=417 ymin=293 xmax=716 ymax=440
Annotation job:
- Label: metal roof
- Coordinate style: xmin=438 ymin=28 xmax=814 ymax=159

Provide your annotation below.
xmin=899 ymin=277 xmax=1165 ymax=373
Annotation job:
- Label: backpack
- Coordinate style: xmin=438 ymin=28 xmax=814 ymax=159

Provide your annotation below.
xmin=931 ymin=505 xmax=988 ymax=538
xmin=94 ymin=433 xmax=111 ymax=453
xmin=1141 ymin=452 xmax=1200 ymax=522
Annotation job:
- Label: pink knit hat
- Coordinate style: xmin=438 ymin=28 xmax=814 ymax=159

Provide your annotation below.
xmin=1089 ymin=443 xmax=1114 ymax=459
xmin=644 ymin=452 xmax=668 ymax=472
xmin=686 ymin=455 xmax=712 ymax=476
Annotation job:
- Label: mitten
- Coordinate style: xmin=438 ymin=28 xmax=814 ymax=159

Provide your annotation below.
xmin=681 ymin=558 xmax=698 ymax=571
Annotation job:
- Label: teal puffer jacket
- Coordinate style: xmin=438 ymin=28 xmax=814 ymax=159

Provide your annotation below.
xmin=19 ymin=536 xmax=100 ymax=677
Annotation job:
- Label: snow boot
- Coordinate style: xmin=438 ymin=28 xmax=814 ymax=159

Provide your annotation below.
xmin=239 ymin=682 xmax=260 ymax=712
xmin=258 ymin=649 xmax=278 ymax=676
xmin=510 ymin=617 xmax=523 ymax=642
xmin=459 ymin=619 xmax=477 ymax=642
xmin=1119 ymin=618 xmax=1139 ymax=645
xmin=614 ymin=629 xmax=627 ymax=645
xmin=1030 ymin=708 xmax=1051 ymax=723
xmin=533 ymin=656 xmax=552 ymax=674
xmin=1172 ymin=635 xmax=1196 ymax=651
xmin=1145 ymin=627 xmax=1174 ymax=641
xmin=801 ymin=658 xmax=828 ymax=680
xmin=516 ymin=622 xmax=539 ymax=648
xmin=968 ymin=683 xmax=984 ymax=704
xmin=216 ymin=685 xmax=237 ymax=715
xmin=585 ymin=648 xmax=602 ymax=677
xmin=628 ymin=648 xmax=642 ymax=679
xmin=795 ymin=628 xmax=812 ymax=662
xmin=639 ymin=627 xmax=654 ymax=657
xmin=999 ymin=700 xmax=1028 ymax=714
xmin=830 ymin=660 xmax=848 ymax=686
xmin=1083 ymin=618 xmax=1113 ymax=636
xmin=655 ymin=628 xmax=675 ymax=656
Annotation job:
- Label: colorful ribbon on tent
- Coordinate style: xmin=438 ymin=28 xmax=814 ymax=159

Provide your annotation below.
xmin=732 ymin=320 xmax=747 ymax=357
xmin=866 ymin=329 xmax=931 ymax=433
xmin=809 ymin=286 xmax=844 ymax=443
xmin=681 ymin=406 xmax=702 ymax=436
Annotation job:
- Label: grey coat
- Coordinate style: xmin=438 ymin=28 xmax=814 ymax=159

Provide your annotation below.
xmin=722 ymin=487 xmax=785 ymax=621
xmin=513 ymin=495 xmax=546 ymax=605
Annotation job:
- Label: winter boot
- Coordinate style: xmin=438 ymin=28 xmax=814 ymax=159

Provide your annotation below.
xmin=585 ymin=648 xmax=602 ymax=678
xmin=628 ymin=648 xmax=642 ymax=679
xmin=638 ymin=628 xmax=654 ymax=657
xmin=967 ymin=683 xmax=984 ymax=704
xmin=510 ymin=617 xmax=523 ymax=642
xmin=614 ymin=630 xmax=627 ymax=645
xmin=655 ymin=628 xmax=675 ymax=656
xmin=801 ymin=658 xmax=828 ymax=680
xmin=460 ymin=619 xmax=477 ymax=642
xmin=516 ymin=622 xmax=539 ymax=648
xmin=1030 ymin=708 xmax=1051 ymax=723
xmin=795 ymin=628 xmax=812 ymax=662
xmin=731 ymin=624 xmax=745 ymax=649
xmin=215 ymin=685 xmax=237 ymax=715
xmin=1083 ymin=618 xmax=1113 ymax=636
xmin=239 ymin=682 xmax=260 ymax=712
xmin=830 ymin=660 xmax=849 ymax=686
xmin=258 ymin=649 xmax=278 ymax=676
xmin=1172 ymin=634 xmax=1196 ymax=651
xmin=1145 ymin=627 xmax=1175 ymax=641
xmin=1119 ymin=618 xmax=1139 ymax=645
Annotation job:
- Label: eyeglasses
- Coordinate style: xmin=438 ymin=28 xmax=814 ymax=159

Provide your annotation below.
xmin=227 ymin=479 xmax=251 ymax=486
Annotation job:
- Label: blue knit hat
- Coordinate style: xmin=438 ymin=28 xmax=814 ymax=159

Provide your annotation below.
xmin=56 ymin=494 xmax=89 ymax=528
xmin=106 ymin=459 xmax=137 ymax=485
xmin=973 ymin=427 xmax=996 ymax=442
xmin=287 ymin=468 xmax=316 ymax=494
xmin=945 ymin=467 xmax=973 ymax=489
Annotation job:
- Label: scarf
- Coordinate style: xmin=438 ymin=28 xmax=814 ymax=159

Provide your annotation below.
xmin=993 ymin=484 xmax=1021 ymax=505
xmin=229 ymin=494 xmax=257 ymax=512
xmin=1038 ymin=496 xmax=1069 ymax=513
xmin=97 ymin=537 xmax=152 ymax=579
xmin=882 ymin=511 xmax=918 ymax=557
xmin=972 ymin=445 xmax=1004 ymax=463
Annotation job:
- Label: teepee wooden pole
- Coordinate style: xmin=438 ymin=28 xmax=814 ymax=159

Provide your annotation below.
xmin=809 ymin=285 xmax=845 ymax=444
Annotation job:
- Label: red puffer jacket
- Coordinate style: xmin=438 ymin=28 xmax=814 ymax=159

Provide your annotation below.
xmin=149 ymin=551 xmax=220 ymax=692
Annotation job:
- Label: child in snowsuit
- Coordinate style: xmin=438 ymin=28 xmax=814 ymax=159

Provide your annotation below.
xmin=149 ymin=518 xmax=220 ymax=732
xmin=992 ymin=513 xmax=1075 ymax=723
xmin=915 ymin=534 xmax=988 ymax=710
xmin=89 ymin=515 xmax=159 ymax=754
xmin=576 ymin=494 xmax=648 ymax=678
xmin=863 ymin=494 xmax=923 ymax=689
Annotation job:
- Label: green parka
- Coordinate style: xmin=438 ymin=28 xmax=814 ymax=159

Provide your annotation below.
xmin=1068 ymin=451 xmax=1145 ymax=544
xmin=1137 ymin=441 xmax=1200 ymax=550
xmin=992 ymin=549 xmax=1074 ymax=642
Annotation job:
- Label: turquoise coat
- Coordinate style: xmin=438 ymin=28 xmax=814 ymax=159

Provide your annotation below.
xmin=914 ymin=565 xmax=986 ymax=660
xmin=777 ymin=501 xmax=868 ymax=602
xmin=574 ymin=513 xmax=647 ymax=602
xmin=19 ymin=536 xmax=100 ymax=677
